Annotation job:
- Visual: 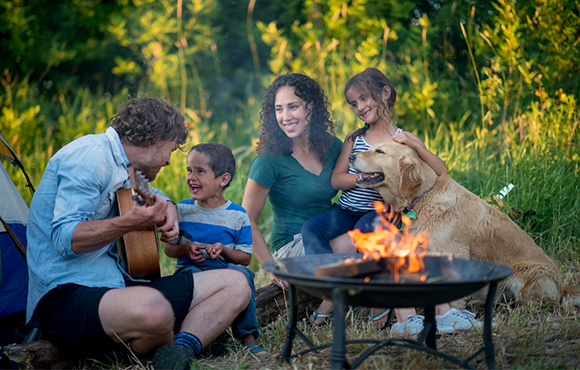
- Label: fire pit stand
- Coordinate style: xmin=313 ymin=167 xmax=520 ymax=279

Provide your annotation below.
xmin=264 ymin=254 xmax=513 ymax=370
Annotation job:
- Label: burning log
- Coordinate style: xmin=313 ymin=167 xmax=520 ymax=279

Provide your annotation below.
xmin=314 ymin=257 xmax=383 ymax=278
xmin=312 ymin=253 xmax=463 ymax=283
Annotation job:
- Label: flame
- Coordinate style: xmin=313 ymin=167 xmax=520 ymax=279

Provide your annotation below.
xmin=348 ymin=202 xmax=429 ymax=282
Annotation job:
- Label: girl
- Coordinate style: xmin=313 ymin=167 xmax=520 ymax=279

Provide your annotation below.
xmin=304 ymin=69 xmax=479 ymax=335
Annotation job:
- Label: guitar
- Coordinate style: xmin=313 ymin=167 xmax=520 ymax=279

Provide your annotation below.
xmin=116 ymin=165 xmax=161 ymax=279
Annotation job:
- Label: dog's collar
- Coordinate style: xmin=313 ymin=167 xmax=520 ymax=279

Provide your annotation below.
xmin=403 ymin=177 xmax=439 ymax=219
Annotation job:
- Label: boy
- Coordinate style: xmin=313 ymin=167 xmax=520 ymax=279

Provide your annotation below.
xmin=165 ymin=143 xmax=266 ymax=356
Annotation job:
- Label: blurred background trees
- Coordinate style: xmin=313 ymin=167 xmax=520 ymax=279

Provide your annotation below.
xmin=1 ymin=0 xmax=579 ymax=252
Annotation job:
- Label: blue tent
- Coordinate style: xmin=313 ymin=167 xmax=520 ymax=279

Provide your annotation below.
xmin=0 ymin=132 xmax=32 ymax=345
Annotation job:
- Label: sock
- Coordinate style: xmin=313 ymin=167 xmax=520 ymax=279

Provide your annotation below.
xmin=174 ymin=332 xmax=202 ymax=356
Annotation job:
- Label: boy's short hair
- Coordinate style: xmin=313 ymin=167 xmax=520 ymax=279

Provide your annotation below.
xmin=189 ymin=143 xmax=235 ymax=189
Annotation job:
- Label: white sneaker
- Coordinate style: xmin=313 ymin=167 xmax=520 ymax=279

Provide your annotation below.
xmin=436 ymin=308 xmax=484 ymax=334
xmin=391 ymin=315 xmax=424 ymax=336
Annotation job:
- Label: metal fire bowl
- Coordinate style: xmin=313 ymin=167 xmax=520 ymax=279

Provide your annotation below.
xmin=264 ymin=253 xmax=513 ymax=308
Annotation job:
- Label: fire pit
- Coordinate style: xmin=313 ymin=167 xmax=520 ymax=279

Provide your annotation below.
xmin=264 ymin=253 xmax=512 ymax=370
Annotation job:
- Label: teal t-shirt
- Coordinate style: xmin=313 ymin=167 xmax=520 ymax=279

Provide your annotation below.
xmin=248 ymin=136 xmax=343 ymax=252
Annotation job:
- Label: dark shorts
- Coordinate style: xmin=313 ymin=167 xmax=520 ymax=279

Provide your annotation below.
xmin=32 ymin=273 xmax=194 ymax=354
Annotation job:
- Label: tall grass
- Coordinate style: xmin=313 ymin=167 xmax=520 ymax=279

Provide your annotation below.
xmin=2 ymin=72 xmax=579 ymax=283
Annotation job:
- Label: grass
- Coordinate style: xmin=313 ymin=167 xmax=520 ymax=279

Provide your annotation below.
xmin=88 ymin=296 xmax=579 ymax=369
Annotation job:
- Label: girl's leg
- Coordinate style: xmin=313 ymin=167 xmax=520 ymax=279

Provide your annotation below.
xmin=302 ymin=205 xmax=360 ymax=255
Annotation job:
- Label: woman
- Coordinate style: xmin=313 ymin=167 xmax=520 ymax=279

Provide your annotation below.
xmin=242 ymin=73 xmax=348 ymax=289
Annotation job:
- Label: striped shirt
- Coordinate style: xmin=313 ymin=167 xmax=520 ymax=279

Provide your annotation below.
xmin=174 ymin=199 xmax=252 ymax=268
xmin=338 ymin=129 xmax=402 ymax=211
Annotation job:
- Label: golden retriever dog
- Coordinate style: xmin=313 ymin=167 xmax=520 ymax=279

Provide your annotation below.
xmin=350 ymin=139 xmax=579 ymax=305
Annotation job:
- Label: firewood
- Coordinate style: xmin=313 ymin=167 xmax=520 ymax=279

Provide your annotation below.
xmin=3 ymin=339 xmax=77 ymax=370
xmin=314 ymin=257 xmax=383 ymax=278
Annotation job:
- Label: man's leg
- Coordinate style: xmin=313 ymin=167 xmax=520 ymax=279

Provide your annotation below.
xmin=98 ymin=286 xmax=176 ymax=354
xmin=180 ymin=268 xmax=251 ymax=347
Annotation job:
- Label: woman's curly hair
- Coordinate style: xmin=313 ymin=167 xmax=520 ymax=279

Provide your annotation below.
xmin=344 ymin=68 xmax=397 ymax=142
xmin=110 ymin=95 xmax=188 ymax=148
xmin=255 ymin=73 xmax=335 ymax=163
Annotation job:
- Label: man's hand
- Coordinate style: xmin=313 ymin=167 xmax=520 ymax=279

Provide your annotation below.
xmin=128 ymin=193 xmax=169 ymax=228
xmin=158 ymin=201 xmax=179 ymax=243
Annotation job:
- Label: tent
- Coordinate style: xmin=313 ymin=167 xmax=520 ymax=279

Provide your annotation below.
xmin=0 ymin=132 xmax=33 ymax=345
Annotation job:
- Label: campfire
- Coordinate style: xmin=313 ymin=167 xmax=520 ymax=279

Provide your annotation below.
xmin=264 ymin=202 xmax=514 ymax=369
xmin=315 ymin=202 xmax=448 ymax=283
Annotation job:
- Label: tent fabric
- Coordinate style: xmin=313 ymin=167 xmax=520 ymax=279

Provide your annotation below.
xmin=0 ymin=134 xmax=15 ymax=161
xmin=0 ymin=152 xmax=29 ymax=317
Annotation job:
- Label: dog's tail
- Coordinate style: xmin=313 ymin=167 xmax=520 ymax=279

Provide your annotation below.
xmin=562 ymin=286 xmax=580 ymax=306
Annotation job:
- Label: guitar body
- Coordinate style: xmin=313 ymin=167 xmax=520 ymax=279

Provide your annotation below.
xmin=116 ymin=185 xmax=161 ymax=280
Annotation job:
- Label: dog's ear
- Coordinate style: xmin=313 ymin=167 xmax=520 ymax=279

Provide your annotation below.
xmin=399 ymin=156 xmax=423 ymax=198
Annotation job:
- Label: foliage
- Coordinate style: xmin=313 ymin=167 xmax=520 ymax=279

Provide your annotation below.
xmin=1 ymin=0 xmax=579 ymax=264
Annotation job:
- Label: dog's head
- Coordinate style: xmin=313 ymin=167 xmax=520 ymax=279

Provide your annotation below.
xmin=349 ymin=139 xmax=437 ymax=210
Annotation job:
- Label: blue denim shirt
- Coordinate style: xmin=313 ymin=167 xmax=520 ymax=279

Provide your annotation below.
xmin=26 ymin=127 xmax=168 ymax=323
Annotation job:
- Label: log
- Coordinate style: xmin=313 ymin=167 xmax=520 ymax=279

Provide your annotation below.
xmin=4 ymin=285 xmax=321 ymax=369
xmin=3 ymin=339 xmax=76 ymax=370
xmin=255 ymin=283 xmax=322 ymax=325
xmin=314 ymin=256 xmax=383 ymax=278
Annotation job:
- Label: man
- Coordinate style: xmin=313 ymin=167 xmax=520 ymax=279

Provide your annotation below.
xmin=26 ymin=96 xmax=251 ymax=369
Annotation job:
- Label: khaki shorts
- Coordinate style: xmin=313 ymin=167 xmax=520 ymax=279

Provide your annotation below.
xmin=273 ymin=234 xmax=305 ymax=259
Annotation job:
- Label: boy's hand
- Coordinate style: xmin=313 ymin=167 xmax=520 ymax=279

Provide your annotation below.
xmin=205 ymin=243 xmax=224 ymax=259
xmin=185 ymin=242 xmax=206 ymax=263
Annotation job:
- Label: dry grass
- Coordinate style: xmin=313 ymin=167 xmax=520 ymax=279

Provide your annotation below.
xmin=81 ymin=258 xmax=580 ymax=370
xmin=185 ymin=257 xmax=580 ymax=370
xmin=190 ymin=301 xmax=580 ymax=370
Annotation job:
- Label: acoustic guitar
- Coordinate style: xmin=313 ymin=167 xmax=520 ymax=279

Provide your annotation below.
xmin=116 ymin=165 xmax=161 ymax=279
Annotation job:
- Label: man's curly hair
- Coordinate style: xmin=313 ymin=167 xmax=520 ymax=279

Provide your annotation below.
xmin=255 ymin=73 xmax=335 ymax=163
xmin=110 ymin=95 xmax=188 ymax=148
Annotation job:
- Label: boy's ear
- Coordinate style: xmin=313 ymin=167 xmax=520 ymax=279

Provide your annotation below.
xmin=219 ymin=173 xmax=231 ymax=188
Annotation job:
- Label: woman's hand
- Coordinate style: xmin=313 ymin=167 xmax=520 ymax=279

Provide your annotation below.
xmin=268 ymin=270 xmax=289 ymax=290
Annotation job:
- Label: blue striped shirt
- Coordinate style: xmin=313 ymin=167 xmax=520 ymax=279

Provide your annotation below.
xmin=175 ymin=199 xmax=253 ymax=268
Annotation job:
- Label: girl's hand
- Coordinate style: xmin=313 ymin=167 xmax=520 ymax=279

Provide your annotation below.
xmin=386 ymin=204 xmax=401 ymax=227
xmin=392 ymin=131 xmax=426 ymax=152
xmin=185 ymin=242 xmax=206 ymax=263
xmin=206 ymin=243 xmax=224 ymax=259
